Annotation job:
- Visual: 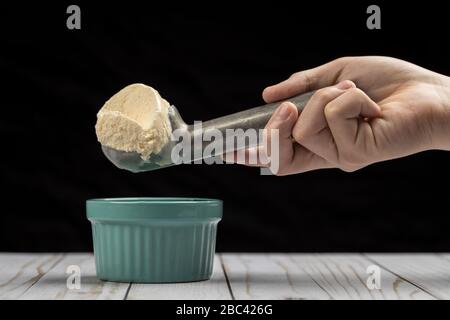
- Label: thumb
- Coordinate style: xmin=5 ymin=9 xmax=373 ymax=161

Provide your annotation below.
xmin=222 ymin=102 xmax=298 ymax=167
xmin=263 ymin=102 xmax=298 ymax=171
xmin=263 ymin=58 xmax=349 ymax=103
xmin=266 ymin=102 xmax=298 ymax=141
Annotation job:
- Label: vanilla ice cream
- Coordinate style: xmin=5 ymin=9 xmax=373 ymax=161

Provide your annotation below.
xmin=95 ymin=83 xmax=172 ymax=160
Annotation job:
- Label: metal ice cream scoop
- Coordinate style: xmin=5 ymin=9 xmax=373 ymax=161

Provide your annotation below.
xmin=101 ymin=91 xmax=314 ymax=172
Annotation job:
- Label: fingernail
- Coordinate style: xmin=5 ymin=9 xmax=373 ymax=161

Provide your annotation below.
xmin=276 ymin=104 xmax=291 ymax=120
xmin=336 ymin=80 xmax=354 ymax=90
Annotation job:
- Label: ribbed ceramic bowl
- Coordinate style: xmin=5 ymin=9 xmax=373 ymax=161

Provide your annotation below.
xmin=86 ymin=197 xmax=222 ymax=283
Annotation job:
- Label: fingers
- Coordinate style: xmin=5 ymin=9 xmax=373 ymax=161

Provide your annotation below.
xmin=324 ymin=88 xmax=381 ymax=165
xmin=263 ymin=102 xmax=298 ymax=174
xmin=262 ymin=58 xmax=349 ymax=103
xmin=261 ymin=101 xmax=335 ymax=175
xmin=223 ymin=141 xmax=334 ymax=175
xmin=293 ymin=80 xmax=356 ymax=163
xmin=222 ymin=146 xmax=268 ymax=167
xmin=293 ymin=81 xmax=382 ymax=171
xmin=223 ymin=102 xmax=298 ymax=169
xmin=286 ymin=144 xmax=334 ymax=174
xmin=223 ymin=82 xmax=382 ymax=175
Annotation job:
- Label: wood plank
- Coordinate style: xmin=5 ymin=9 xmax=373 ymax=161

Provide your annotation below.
xmin=126 ymin=255 xmax=231 ymax=300
xmin=367 ymin=253 xmax=450 ymax=300
xmin=19 ymin=253 xmax=129 ymax=300
xmin=222 ymin=253 xmax=432 ymax=300
xmin=0 ymin=253 xmax=63 ymax=299
xmin=294 ymin=254 xmax=432 ymax=300
xmin=221 ymin=253 xmax=330 ymax=300
xmin=2 ymin=253 xmax=442 ymax=300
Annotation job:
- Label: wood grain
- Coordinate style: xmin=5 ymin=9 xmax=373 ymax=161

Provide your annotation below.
xmin=222 ymin=253 xmax=433 ymax=300
xmin=0 ymin=253 xmax=63 ymax=299
xmin=19 ymin=253 xmax=129 ymax=300
xmin=368 ymin=253 xmax=450 ymax=300
xmin=126 ymin=256 xmax=231 ymax=300
xmin=221 ymin=253 xmax=330 ymax=299
xmin=0 ymin=253 xmax=442 ymax=300
xmin=295 ymin=254 xmax=433 ymax=300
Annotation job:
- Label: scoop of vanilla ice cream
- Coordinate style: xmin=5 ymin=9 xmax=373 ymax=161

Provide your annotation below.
xmin=95 ymin=83 xmax=172 ymax=160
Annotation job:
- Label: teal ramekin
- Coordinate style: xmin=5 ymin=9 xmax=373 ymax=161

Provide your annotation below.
xmin=86 ymin=197 xmax=222 ymax=283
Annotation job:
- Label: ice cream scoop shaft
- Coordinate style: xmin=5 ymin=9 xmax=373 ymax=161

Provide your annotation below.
xmin=187 ymin=91 xmax=314 ymax=157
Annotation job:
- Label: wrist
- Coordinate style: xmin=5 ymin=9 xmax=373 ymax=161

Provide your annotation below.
xmin=431 ymin=75 xmax=450 ymax=150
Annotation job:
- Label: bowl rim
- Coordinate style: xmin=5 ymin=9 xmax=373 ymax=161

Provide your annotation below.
xmin=87 ymin=197 xmax=221 ymax=205
xmin=86 ymin=197 xmax=222 ymax=220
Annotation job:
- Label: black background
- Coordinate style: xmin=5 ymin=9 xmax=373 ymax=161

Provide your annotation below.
xmin=1 ymin=1 xmax=449 ymax=252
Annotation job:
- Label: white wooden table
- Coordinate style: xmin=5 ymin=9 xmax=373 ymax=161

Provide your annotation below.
xmin=1 ymin=253 xmax=450 ymax=300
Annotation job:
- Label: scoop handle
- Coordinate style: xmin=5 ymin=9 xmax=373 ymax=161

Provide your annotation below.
xmin=198 ymin=91 xmax=314 ymax=133
xmin=186 ymin=91 xmax=314 ymax=158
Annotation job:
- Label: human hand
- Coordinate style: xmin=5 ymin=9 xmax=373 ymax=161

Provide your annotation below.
xmin=228 ymin=56 xmax=450 ymax=174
